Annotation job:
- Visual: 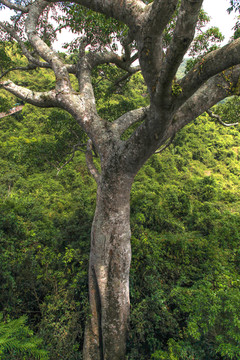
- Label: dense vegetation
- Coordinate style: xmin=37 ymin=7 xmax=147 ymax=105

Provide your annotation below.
xmin=0 ymin=44 xmax=240 ymax=359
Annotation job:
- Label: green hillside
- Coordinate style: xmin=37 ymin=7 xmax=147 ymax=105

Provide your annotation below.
xmin=0 ymin=58 xmax=240 ymax=359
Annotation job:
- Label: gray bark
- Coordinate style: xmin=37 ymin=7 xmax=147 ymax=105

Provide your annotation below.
xmin=83 ymin=171 xmax=133 ymax=360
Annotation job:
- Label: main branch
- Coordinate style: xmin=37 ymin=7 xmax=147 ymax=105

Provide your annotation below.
xmin=25 ymin=0 xmax=72 ymax=92
xmin=0 ymin=0 xmax=29 ymax=12
xmin=112 ymin=106 xmax=148 ymax=136
xmin=156 ymin=0 xmax=203 ymax=98
xmin=178 ymin=38 xmax=240 ymax=106
xmin=54 ymin=0 xmax=147 ymax=30
xmin=0 ymin=80 xmax=58 ymax=107
xmin=206 ymin=109 xmax=239 ymax=127
xmin=173 ymin=65 xmax=240 ymax=132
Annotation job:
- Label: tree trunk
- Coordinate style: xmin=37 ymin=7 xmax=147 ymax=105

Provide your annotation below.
xmin=83 ymin=171 xmax=133 ymax=360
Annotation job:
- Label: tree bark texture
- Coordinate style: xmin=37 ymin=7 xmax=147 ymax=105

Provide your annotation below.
xmin=83 ymin=172 xmax=133 ymax=360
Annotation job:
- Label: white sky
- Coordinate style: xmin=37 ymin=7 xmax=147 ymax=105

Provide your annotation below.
xmin=53 ymin=0 xmax=238 ymax=50
xmin=0 ymin=0 xmax=238 ymax=49
xmin=203 ymin=0 xmax=237 ymax=44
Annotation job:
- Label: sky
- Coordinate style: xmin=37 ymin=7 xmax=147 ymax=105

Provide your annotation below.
xmin=0 ymin=0 xmax=238 ymax=49
xmin=52 ymin=0 xmax=238 ymax=50
xmin=202 ymin=0 xmax=237 ymax=44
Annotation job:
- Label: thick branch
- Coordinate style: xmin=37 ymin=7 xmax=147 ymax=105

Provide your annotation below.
xmin=0 ymin=21 xmax=53 ymax=69
xmin=0 ymin=80 xmax=58 ymax=107
xmin=157 ymin=0 xmax=203 ymax=97
xmin=0 ymin=20 xmax=76 ymax=74
xmin=137 ymin=0 xmax=178 ymax=94
xmin=55 ymin=0 xmax=147 ymax=30
xmin=112 ymin=106 xmax=149 ymax=135
xmin=121 ymin=31 xmax=135 ymax=62
xmin=145 ymin=0 xmax=178 ymax=35
xmin=25 ymin=0 xmax=72 ymax=92
xmin=88 ymin=50 xmax=139 ymax=73
xmin=206 ymin=109 xmax=239 ymax=127
xmin=178 ymin=38 xmax=240 ymax=106
xmin=172 ymin=65 xmax=240 ymax=133
xmin=119 ymin=66 xmax=240 ymax=175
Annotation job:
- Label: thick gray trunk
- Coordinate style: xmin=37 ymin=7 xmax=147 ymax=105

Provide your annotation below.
xmin=83 ymin=173 xmax=133 ymax=360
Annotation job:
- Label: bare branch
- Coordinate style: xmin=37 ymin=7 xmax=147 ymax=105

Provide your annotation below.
xmin=54 ymin=0 xmax=147 ymax=30
xmin=88 ymin=50 xmax=139 ymax=74
xmin=112 ymin=106 xmax=149 ymax=135
xmin=0 ymin=80 xmax=58 ymax=107
xmin=113 ymin=68 xmax=140 ymax=89
xmin=0 ymin=105 xmax=23 ymax=119
xmin=25 ymin=0 xmax=72 ymax=92
xmin=206 ymin=109 xmax=239 ymax=127
xmin=56 ymin=143 xmax=86 ymax=175
xmin=137 ymin=0 xmax=178 ymax=94
xmin=121 ymin=32 xmax=135 ymax=62
xmin=172 ymin=65 xmax=240 ymax=133
xmin=0 ymin=18 xmax=78 ymax=75
xmin=0 ymin=64 xmax=37 ymax=79
xmin=0 ymin=0 xmax=29 ymax=13
xmin=85 ymin=139 xmax=100 ymax=183
xmin=155 ymin=134 xmax=175 ymax=154
xmin=157 ymin=0 xmax=203 ymax=97
xmin=177 ymin=38 xmax=240 ymax=107
xmin=145 ymin=0 xmax=178 ymax=35
xmin=119 ymin=66 xmax=240 ymax=175
xmin=0 ymin=21 xmax=52 ymax=69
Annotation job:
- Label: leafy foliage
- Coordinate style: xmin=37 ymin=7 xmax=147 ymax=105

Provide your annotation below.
xmin=228 ymin=0 xmax=240 ymax=13
xmin=0 ymin=313 xmax=48 ymax=359
xmin=126 ymin=108 xmax=240 ymax=359
xmin=56 ymin=3 xmax=127 ymax=52
xmin=0 ymin=46 xmax=240 ymax=359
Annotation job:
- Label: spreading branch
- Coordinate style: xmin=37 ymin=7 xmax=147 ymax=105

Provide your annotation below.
xmin=137 ymin=0 xmax=178 ymax=94
xmin=0 ymin=80 xmax=58 ymax=107
xmin=88 ymin=50 xmax=140 ymax=74
xmin=178 ymin=37 xmax=240 ymax=106
xmin=0 ymin=21 xmax=52 ymax=69
xmin=172 ymin=65 xmax=240 ymax=133
xmin=157 ymin=0 xmax=203 ymax=97
xmin=0 ymin=64 xmax=37 ymax=79
xmin=56 ymin=143 xmax=86 ymax=175
xmin=54 ymin=0 xmax=147 ymax=30
xmin=112 ymin=106 xmax=149 ymax=136
xmin=25 ymin=0 xmax=72 ymax=92
xmin=121 ymin=31 xmax=135 ymax=62
xmin=0 ymin=0 xmax=29 ymax=13
xmin=136 ymin=0 xmax=178 ymax=92
xmin=155 ymin=134 xmax=175 ymax=154
xmin=1 ymin=0 xmax=240 ymax=178
xmin=145 ymin=0 xmax=178 ymax=36
xmin=0 ymin=18 xmax=77 ymax=74
xmin=206 ymin=109 xmax=239 ymax=126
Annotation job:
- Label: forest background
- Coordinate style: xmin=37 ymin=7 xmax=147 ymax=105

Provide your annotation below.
xmin=0 ymin=2 xmax=240 ymax=360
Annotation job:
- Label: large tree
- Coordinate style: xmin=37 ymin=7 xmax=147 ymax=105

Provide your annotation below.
xmin=0 ymin=1 xmax=240 ymax=359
